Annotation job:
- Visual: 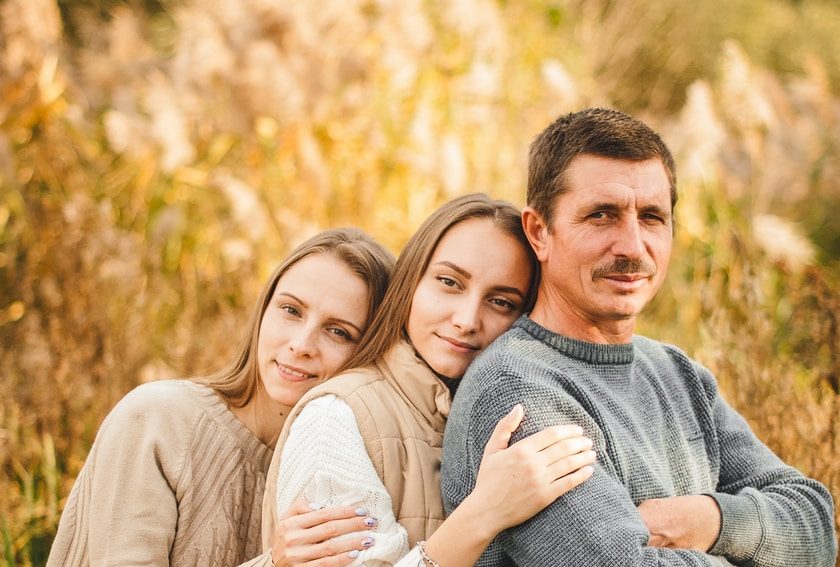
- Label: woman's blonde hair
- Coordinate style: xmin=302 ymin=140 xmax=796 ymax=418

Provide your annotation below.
xmin=200 ymin=228 xmax=395 ymax=407
xmin=338 ymin=193 xmax=538 ymax=374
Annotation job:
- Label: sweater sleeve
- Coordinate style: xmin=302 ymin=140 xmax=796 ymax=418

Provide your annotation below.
xmin=443 ymin=374 xmax=733 ymax=567
xmin=47 ymin=384 xmax=188 ymax=566
xmin=277 ymin=395 xmax=411 ymax=565
xmin=698 ymin=365 xmax=838 ymax=566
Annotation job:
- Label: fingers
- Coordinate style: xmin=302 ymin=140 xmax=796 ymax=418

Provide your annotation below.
xmin=548 ymin=462 xmax=594 ymax=497
xmin=283 ymin=535 xmax=375 ymax=565
xmin=483 ymin=404 xmax=524 ymax=456
xmin=281 ymin=498 xmax=323 ymax=520
xmin=504 ymin=425 xmax=596 ymax=501
xmin=540 ymin=435 xmax=594 ymax=467
xmin=272 ymin=507 xmax=379 ymax=566
xmin=280 ymin=501 xmax=370 ymax=530
xmin=513 ymin=423 xmax=587 ymax=453
xmin=298 ymin=516 xmax=378 ymax=544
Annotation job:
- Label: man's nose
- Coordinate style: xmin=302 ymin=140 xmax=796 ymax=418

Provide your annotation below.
xmin=611 ymin=217 xmax=645 ymax=259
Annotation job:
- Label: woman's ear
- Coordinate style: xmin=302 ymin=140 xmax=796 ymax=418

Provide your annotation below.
xmin=521 ymin=207 xmax=549 ymax=263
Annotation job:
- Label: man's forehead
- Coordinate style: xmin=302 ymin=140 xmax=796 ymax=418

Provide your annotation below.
xmin=561 ymin=155 xmax=671 ymax=205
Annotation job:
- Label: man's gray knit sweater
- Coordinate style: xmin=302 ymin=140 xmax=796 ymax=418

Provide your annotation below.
xmin=441 ymin=316 xmax=837 ymax=566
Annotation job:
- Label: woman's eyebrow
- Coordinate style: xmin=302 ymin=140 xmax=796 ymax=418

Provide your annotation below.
xmin=275 ymin=291 xmax=306 ymax=307
xmin=432 ymin=261 xmax=471 ymax=279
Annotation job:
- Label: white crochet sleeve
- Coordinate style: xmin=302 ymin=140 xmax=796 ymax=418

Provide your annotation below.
xmin=277 ymin=395 xmax=423 ymax=566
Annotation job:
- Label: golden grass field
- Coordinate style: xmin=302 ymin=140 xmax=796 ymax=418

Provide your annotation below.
xmin=2 ymin=0 xmax=839 ymax=564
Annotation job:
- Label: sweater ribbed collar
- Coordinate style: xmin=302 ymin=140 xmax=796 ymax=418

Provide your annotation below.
xmin=515 ymin=315 xmax=635 ymax=365
xmin=182 ymin=381 xmax=273 ymax=470
xmin=377 ymin=341 xmax=451 ymax=429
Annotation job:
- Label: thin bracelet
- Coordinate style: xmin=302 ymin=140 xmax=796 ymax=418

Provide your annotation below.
xmin=417 ymin=540 xmax=442 ymax=567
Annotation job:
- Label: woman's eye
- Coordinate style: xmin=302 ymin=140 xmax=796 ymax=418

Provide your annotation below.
xmin=490 ymin=297 xmax=517 ymax=312
xmin=280 ymin=304 xmax=301 ymax=317
xmin=437 ymin=276 xmax=459 ymax=289
xmin=327 ymin=327 xmax=353 ymax=341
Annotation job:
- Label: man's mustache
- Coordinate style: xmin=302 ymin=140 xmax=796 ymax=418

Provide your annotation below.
xmin=592 ymin=258 xmax=656 ymax=279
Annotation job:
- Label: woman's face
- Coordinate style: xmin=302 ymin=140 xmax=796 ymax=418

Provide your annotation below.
xmin=406 ymin=217 xmax=532 ymax=379
xmin=257 ymin=253 xmax=369 ymax=406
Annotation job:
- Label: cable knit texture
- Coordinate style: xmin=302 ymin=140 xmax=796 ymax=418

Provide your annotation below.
xmin=263 ymin=341 xmax=450 ymax=561
xmin=47 ymin=380 xmax=274 ymax=567
xmin=278 ymin=395 xmax=424 ymax=565
xmin=441 ymin=316 xmax=838 ymax=567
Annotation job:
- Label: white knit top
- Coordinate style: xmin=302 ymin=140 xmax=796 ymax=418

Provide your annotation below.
xmin=278 ymin=394 xmax=425 ymax=566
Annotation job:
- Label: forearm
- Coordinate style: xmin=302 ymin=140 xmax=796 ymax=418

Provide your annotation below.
xmin=497 ymin=485 xmax=723 ymax=566
xmin=708 ymin=481 xmax=837 ymax=566
xmin=708 ymin=371 xmax=838 ymax=566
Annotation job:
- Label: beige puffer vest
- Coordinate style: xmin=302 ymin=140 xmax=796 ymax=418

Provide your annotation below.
xmin=262 ymin=341 xmax=451 ymax=549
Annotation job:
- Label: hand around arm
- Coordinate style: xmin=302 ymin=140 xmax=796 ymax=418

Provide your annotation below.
xmin=423 ymin=404 xmax=595 ymax=566
xmin=269 ymin=499 xmax=377 ymax=567
xmin=638 ymin=495 xmax=721 ymax=552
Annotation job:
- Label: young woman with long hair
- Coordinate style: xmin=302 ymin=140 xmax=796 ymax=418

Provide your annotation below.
xmin=262 ymin=194 xmax=596 ymax=566
xmin=47 ymin=228 xmax=395 ymax=567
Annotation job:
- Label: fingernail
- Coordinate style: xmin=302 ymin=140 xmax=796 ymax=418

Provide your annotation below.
xmin=348 ymin=550 xmax=360 ymax=558
xmin=362 ymin=536 xmax=375 ymax=548
xmin=364 ymin=517 xmax=378 ymax=527
xmin=308 ymin=502 xmax=324 ymax=511
xmin=354 ymin=507 xmax=368 ymax=516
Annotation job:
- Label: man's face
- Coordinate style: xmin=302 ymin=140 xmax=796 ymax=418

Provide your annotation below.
xmin=528 ymin=154 xmax=673 ymax=332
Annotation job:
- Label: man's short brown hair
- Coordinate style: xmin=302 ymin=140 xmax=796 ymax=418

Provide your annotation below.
xmin=528 ymin=108 xmax=677 ymax=227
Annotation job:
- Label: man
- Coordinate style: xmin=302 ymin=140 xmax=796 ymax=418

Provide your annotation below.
xmin=441 ymin=108 xmax=837 ymax=566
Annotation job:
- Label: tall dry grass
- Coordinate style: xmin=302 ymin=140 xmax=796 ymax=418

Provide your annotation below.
xmin=1 ymin=0 xmax=839 ymax=564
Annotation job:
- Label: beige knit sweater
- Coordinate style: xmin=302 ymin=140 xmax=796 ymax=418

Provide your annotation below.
xmin=47 ymin=380 xmax=275 ymax=567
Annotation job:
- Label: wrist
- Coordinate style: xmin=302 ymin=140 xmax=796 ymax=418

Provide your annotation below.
xmin=453 ymin=491 xmax=506 ymax=543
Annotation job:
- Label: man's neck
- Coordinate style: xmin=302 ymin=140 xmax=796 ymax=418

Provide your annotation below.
xmin=529 ymin=294 xmax=636 ymax=345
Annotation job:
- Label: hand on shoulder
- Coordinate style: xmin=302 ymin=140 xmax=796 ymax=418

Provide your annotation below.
xmin=465 ymin=404 xmax=596 ymax=533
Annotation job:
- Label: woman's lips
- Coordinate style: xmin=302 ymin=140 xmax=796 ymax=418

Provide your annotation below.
xmin=274 ymin=361 xmax=317 ymax=382
xmin=436 ymin=334 xmax=480 ymax=353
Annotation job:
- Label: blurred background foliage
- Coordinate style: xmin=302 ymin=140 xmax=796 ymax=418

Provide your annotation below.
xmin=1 ymin=0 xmax=839 ymax=564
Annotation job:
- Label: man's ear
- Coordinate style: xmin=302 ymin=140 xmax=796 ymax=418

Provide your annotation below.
xmin=522 ymin=207 xmax=550 ymax=263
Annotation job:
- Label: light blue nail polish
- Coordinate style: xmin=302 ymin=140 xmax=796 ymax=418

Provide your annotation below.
xmin=308 ymin=502 xmax=324 ymax=511
xmin=362 ymin=536 xmax=374 ymax=548
xmin=364 ymin=517 xmax=378 ymax=527
xmin=348 ymin=550 xmax=360 ymax=559
xmin=354 ymin=507 xmax=368 ymax=516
